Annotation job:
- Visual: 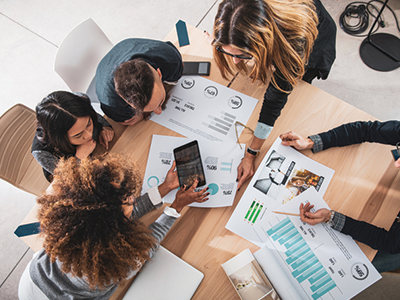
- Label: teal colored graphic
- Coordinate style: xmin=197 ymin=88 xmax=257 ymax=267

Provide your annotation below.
xmin=266 ymin=217 xmax=337 ymax=299
xmin=147 ymin=176 xmax=159 ymax=187
xmin=221 ymin=160 xmax=233 ymax=172
xmin=207 ymin=183 xmax=219 ymax=195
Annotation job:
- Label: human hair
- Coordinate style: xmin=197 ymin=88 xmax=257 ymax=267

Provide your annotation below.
xmin=288 ymin=175 xmax=309 ymax=186
xmin=114 ymin=59 xmax=156 ymax=113
xmin=37 ymin=153 xmax=156 ymax=289
xmin=35 ymin=91 xmax=99 ymax=153
xmin=213 ymin=0 xmax=318 ymax=90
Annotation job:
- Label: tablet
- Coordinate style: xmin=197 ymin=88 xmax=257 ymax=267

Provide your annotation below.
xmin=173 ymin=140 xmax=206 ymax=187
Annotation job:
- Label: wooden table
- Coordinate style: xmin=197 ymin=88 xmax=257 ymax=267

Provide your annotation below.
xmin=19 ymin=25 xmax=400 ymax=300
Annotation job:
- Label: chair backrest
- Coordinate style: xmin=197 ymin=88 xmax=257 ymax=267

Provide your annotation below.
xmin=0 ymin=104 xmax=50 ymax=196
xmin=54 ymin=18 xmax=113 ymax=93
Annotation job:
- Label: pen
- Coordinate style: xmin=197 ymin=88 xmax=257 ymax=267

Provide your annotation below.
xmin=272 ymin=211 xmax=300 ymax=217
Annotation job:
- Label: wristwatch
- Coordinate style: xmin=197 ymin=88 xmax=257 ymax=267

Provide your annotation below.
xmin=247 ymin=147 xmax=260 ymax=157
xmin=324 ymin=210 xmax=335 ymax=226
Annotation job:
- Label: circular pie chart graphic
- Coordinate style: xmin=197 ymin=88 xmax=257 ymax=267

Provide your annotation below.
xmin=147 ymin=176 xmax=159 ymax=188
xmin=207 ymin=183 xmax=219 ymax=195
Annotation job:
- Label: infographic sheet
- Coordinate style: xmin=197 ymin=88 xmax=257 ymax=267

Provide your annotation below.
xmin=143 ymin=135 xmax=244 ymax=208
xmin=151 ymin=76 xmax=258 ymax=143
xmin=253 ymin=189 xmax=381 ymax=300
xmin=226 ymin=138 xmax=335 ymax=245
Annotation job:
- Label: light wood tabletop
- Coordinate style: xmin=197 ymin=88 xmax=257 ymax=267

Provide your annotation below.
xmin=18 ymin=24 xmax=400 ymax=300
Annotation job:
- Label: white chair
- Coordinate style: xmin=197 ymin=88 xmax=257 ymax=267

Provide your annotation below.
xmin=54 ymin=18 xmax=113 ymax=114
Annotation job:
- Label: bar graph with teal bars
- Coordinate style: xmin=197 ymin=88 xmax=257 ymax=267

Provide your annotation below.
xmin=266 ymin=217 xmax=337 ymax=300
xmin=244 ymin=200 xmax=263 ymax=224
xmin=221 ymin=160 xmax=233 ymax=172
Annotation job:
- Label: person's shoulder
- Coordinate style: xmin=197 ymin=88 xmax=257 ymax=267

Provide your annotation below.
xmin=116 ymin=38 xmax=168 ymax=47
xmin=32 ymin=131 xmax=47 ymax=151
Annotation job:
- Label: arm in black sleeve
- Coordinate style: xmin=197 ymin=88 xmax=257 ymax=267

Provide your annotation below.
xmin=258 ymin=70 xmax=293 ymax=127
xmin=318 ymin=121 xmax=400 ymax=150
xmin=341 ymin=215 xmax=400 ymax=254
xmin=96 ymin=113 xmax=111 ymax=128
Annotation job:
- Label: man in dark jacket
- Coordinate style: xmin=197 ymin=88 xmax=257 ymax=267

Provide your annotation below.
xmin=280 ymin=120 xmax=400 ymax=272
xmin=95 ymin=38 xmax=183 ymax=125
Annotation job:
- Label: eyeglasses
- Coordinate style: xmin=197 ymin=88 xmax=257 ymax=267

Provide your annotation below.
xmin=235 ymin=121 xmax=254 ymax=149
xmin=215 ymin=46 xmax=253 ymax=60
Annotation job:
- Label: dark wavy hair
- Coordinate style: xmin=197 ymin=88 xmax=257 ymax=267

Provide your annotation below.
xmin=114 ymin=59 xmax=155 ymax=113
xmin=213 ymin=0 xmax=318 ymax=90
xmin=35 ymin=91 xmax=99 ymax=153
xmin=37 ymin=153 xmax=156 ymax=289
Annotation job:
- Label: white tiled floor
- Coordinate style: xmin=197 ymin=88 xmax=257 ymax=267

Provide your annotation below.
xmin=1 ymin=0 xmax=399 ymax=299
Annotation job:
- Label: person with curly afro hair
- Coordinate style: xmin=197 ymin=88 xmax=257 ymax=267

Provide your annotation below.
xmin=18 ymin=153 xmax=209 ymax=299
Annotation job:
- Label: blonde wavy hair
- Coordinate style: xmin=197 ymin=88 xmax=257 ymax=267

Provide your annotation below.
xmin=37 ymin=153 xmax=156 ymax=289
xmin=213 ymin=0 xmax=318 ymax=90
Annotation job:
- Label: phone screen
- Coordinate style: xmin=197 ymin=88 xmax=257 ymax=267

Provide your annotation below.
xmin=173 ymin=141 xmax=206 ymax=188
xmin=183 ymin=62 xmax=211 ymax=76
xmin=392 ymin=149 xmax=399 ymax=161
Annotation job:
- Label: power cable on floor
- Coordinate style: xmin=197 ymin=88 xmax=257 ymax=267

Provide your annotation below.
xmin=339 ymin=0 xmax=400 ymax=37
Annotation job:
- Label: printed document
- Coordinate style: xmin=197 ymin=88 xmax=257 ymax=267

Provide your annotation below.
xmin=253 ymin=189 xmax=381 ymax=300
xmin=226 ymin=137 xmax=334 ymax=245
xmin=151 ymin=76 xmax=258 ymax=143
xmin=143 ymin=135 xmax=244 ymax=208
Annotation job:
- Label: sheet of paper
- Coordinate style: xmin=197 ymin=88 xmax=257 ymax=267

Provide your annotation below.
xmin=226 ymin=137 xmax=335 ymax=246
xmin=151 ymin=76 xmax=258 ymax=143
xmin=221 ymin=249 xmax=275 ymax=300
xmin=143 ymin=135 xmax=244 ymax=208
xmin=253 ymin=189 xmax=381 ymax=300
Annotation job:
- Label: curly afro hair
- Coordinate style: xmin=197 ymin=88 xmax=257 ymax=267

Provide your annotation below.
xmin=37 ymin=153 xmax=156 ymax=289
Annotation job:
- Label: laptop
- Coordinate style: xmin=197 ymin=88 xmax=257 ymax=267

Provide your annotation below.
xmin=122 ymin=246 xmax=204 ymax=300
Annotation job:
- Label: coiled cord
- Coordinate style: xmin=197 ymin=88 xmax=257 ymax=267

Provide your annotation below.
xmin=339 ymin=0 xmax=400 ymax=37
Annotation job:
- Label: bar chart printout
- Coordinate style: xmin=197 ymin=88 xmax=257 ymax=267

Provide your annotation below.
xmin=253 ymin=189 xmax=381 ymax=300
xmin=244 ymin=200 xmax=264 ymax=224
xmin=151 ymin=76 xmax=258 ymax=143
xmin=265 ymin=217 xmax=336 ymax=300
xmin=202 ymin=111 xmax=235 ymax=136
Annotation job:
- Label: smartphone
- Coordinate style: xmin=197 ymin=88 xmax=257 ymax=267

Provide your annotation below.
xmin=183 ymin=61 xmax=211 ymax=76
xmin=173 ymin=140 xmax=206 ymax=188
xmin=392 ymin=149 xmax=399 ymax=161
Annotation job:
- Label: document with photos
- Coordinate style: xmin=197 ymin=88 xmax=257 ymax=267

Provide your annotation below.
xmin=222 ymin=249 xmax=280 ymax=300
xmin=252 ymin=188 xmax=381 ymax=300
xmin=150 ymin=76 xmax=258 ymax=143
xmin=143 ymin=135 xmax=244 ymax=208
xmin=226 ymin=137 xmax=335 ymax=246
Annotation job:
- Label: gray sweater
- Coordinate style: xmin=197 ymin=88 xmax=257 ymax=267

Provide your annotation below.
xmin=29 ymin=192 xmax=176 ymax=299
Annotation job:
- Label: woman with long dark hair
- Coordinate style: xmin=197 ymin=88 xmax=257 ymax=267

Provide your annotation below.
xmin=32 ymin=91 xmax=114 ymax=181
xmin=212 ymin=0 xmax=336 ymax=189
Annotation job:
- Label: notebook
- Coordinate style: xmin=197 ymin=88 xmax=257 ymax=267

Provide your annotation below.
xmin=122 ymin=246 xmax=204 ymax=300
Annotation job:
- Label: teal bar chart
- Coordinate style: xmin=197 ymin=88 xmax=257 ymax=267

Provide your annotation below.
xmin=266 ymin=217 xmax=337 ymax=300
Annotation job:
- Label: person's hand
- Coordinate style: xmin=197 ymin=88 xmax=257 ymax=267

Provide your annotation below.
xmin=237 ymin=154 xmax=255 ymax=191
xmin=280 ymin=131 xmax=314 ymax=151
xmin=158 ymin=161 xmax=179 ymax=198
xmin=99 ymin=127 xmax=114 ymax=150
xmin=395 ymin=157 xmax=400 ymax=168
xmin=170 ymin=179 xmax=209 ymax=213
xmin=118 ymin=114 xmax=144 ymax=126
xmin=299 ymin=202 xmax=331 ymax=225
xmin=203 ymin=31 xmax=214 ymax=45
xmin=75 ymin=140 xmax=97 ymax=159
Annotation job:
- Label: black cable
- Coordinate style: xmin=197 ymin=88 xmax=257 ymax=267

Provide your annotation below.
xmin=339 ymin=0 xmax=400 ymax=37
